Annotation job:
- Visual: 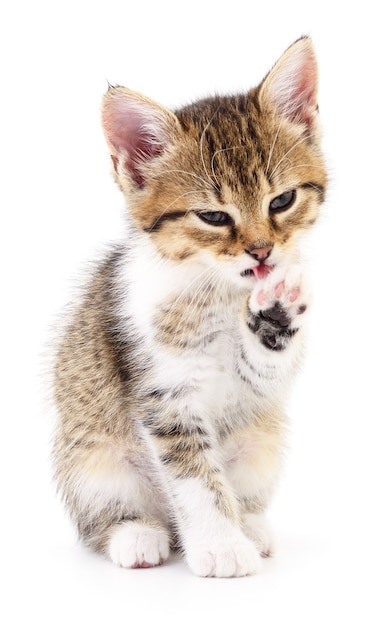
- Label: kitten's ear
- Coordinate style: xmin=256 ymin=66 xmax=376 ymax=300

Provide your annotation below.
xmin=257 ymin=37 xmax=319 ymax=128
xmin=102 ymin=86 xmax=180 ymax=188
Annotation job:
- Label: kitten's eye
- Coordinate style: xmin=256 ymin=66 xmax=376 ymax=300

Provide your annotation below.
xmin=269 ymin=190 xmax=296 ymax=214
xmin=196 ymin=211 xmax=233 ymax=226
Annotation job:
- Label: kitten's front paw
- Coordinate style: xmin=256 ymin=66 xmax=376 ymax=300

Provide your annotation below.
xmin=108 ymin=521 xmax=170 ymax=569
xmin=247 ymin=265 xmax=309 ymax=350
xmin=186 ymin=531 xmax=261 ymax=578
xmin=243 ymin=513 xmax=276 ymax=558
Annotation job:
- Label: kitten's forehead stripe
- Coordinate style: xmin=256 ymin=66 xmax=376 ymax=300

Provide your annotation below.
xmin=176 ymin=94 xmax=270 ymax=194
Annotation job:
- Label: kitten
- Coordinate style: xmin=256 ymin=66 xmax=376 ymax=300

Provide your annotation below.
xmin=54 ymin=37 xmax=327 ymax=577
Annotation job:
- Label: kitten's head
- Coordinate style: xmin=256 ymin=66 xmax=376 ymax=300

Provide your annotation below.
xmin=102 ymin=37 xmax=327 ymax=290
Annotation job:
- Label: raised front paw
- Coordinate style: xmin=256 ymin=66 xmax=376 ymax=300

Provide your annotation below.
xmin=247 ymin=265 xmax=309 ymax=351
xmin=186 ymin=531 xmax=261 ymax=578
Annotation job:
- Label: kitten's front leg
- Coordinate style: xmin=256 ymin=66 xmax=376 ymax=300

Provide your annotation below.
xmin=234 ymin=264 xmax=310 ymax=555
xmin=173 ymin=475 xmax=262 ymax=577
xmin=147 ymin=417 xmax=261 ymax=577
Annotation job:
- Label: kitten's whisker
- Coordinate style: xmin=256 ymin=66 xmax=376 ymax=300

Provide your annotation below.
xmin=276 ymin=163 xmax=327 ymax=177
xmin=269 ymin=133 xmax=314 ymax=180
xmin=159 ymin=265 xmax=214 ymax=343
xmin=210 ymin=146 xmax=244 ymax=185
xmin=199 ymin=107 xmax=222 ymax=192
xmin=265 ymin=81 xmax=302 ymax=177
xmin=151 ymin=169 xmax=214 ymax=190
xmin=171 ymin=267 xmax=222 ymax=347
xmin=265 ymin=119 xmax=283 ymax=177
xmin=162 ymin=190 xmax=205 ymax=212
xmin=169 ymin=267 xmax=211 ymax=316
xmin=184 ymin=266 xmax=231 ymax=342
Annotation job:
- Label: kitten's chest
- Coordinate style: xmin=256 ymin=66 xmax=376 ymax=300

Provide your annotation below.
xmin=123 ymin=259 xmax=278 ymax=426
xmin=149 ymin=328 xmax=265 ymax=431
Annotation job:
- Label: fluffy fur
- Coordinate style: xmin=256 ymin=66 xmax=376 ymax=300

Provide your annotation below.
xmin=54 ymin=37 xmax=327 ymax=577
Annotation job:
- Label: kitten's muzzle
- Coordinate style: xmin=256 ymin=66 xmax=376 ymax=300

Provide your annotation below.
xmin=245 ymin=244 xmax=273 ymax=262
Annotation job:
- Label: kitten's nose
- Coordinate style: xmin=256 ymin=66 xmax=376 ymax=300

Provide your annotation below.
xmin=246 ymin=244 xmax=273 ymax=261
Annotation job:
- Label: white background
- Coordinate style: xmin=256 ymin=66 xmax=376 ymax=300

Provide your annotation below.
xmin=2 ymin=1 xmax=380 ymax=624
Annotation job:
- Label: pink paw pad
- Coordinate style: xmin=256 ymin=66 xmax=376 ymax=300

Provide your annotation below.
xmin=132 ymin=558 xmax=164 ymax=569
xmin=257 ymin=290 xmax=267 ymax=306
xmin=275 ymin=281 xmax=285 ymax=298
xmin=289 ymin=287 xmax=300 ymax=303
xmin=261 ymin=549 xmax=272 ymax=558
xmin=249 ymin=264 xmax=309 ymax=324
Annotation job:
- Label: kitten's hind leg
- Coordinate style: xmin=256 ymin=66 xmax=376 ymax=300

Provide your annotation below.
xmin=108 ymin=519 xmax=170 ymax=569
xmin=56 ymin=440 xmax=172 ymax=569
xmin=242 ymin=513 xmax=276 ymax=558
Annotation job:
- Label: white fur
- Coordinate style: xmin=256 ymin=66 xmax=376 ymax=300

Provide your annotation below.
xmin=222 ymin=426 xmax=284 ymax=505
xmin=71 ymin=447 xmax=169 ymax=527
xmin=242 ymin=513 xmax=275 ymax=556
xmin=119 ymin=235 xmax=306 ymax=404
xmin=109 ymin=231 xmax=310 ymax=577
xmin=249 ymin=263 xmax=311 ymax=327
xmin=108 ymin=522 xmax=170 ymax=568
xmin=173 ymin=478 xmax=262 ymax=577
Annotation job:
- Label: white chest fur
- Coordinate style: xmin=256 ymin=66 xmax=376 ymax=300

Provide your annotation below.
xmin=117 ymin=239 xmax=302 ymax=435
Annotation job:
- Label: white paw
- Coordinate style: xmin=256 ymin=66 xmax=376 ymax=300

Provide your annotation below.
xmin=186 ymin=531 xmax=262 ymax=578
xmin=242 ymin=513 xmax=276 ymax=557
xmin=249 ymin=264 xmax=310 ymax=329
xmin=108 ymin=522 xmax=170 ymax=568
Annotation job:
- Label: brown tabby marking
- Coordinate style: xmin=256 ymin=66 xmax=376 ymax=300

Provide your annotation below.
xmin=53 ymin=38 xmax=327 ymax=576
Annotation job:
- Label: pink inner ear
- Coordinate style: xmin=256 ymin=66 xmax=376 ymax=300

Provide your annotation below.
xmin=113 ymin=109 xmax=164 ymax=157
xmin=122 ymin=116 xmax=165 ymax=187
xmin=127 ymin=142 xmax=164 ymax=187
xmin=103 ymin=96 xmax=167 ymax=187
xmin=264 ymin=40 xmax=319 ymax=127
xmin=289 ymin=71 xmax=318 ymax=125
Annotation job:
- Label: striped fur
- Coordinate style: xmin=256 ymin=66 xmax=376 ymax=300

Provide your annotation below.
xmin=54 ymin=37 xmax=327 ymax=577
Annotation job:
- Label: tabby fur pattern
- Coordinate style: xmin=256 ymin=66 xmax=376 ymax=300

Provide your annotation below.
xmin=54 ymin=37 xmax=327 ymax=577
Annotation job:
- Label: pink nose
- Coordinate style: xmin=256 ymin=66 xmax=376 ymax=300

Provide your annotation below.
xmin=246 ymin=245 xmax=273 ymax=261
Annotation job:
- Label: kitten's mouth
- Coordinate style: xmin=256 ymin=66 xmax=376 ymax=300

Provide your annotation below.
xmin=241 ymin=264 xmax=273 ymax=280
